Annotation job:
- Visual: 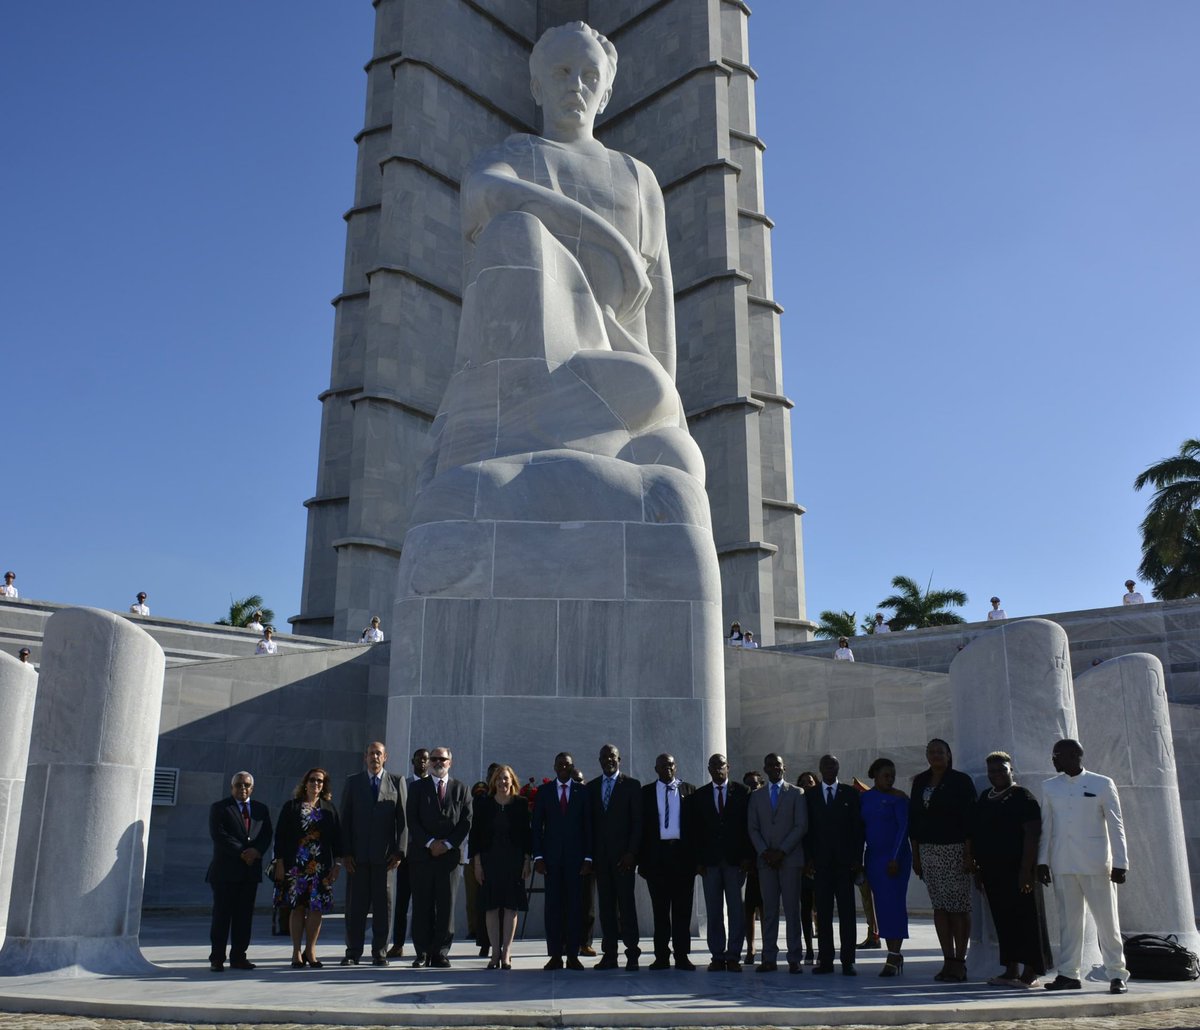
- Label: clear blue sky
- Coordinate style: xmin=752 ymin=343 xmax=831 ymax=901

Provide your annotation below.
xmin=4 ymin=3 xmax=1197 ymax=634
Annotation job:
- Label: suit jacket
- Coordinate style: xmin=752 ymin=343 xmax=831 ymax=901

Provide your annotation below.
xmin=587 ymin=773 xmax=642 ymax=864
xmin=688 ymin=780 xmax=754 ymax=868
xmin=637 ymin=780 xmax=696 ymax=875
xmin=531 ymin=779 xmax=592 ymax=868
xmin=340 ymin=769 xmax=407 ymax=864
xmin=406 ymin=775 xmax=472 ymax=861
xmin=747 ymin=779 xmax=808 ymax=868
xmin=206 ymin=796 xmax=273 ymax=883
xmin=804 ymin=782 xmax=864 ymax=869
xmin=1037 ymin=768 xmax=1128 ymax=875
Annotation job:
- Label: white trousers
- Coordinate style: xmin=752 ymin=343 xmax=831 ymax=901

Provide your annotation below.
xmin=1052 ymin=872 xmax=1129 ymax=981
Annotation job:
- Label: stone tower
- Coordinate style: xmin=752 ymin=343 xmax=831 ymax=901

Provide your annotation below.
xmin=293 ymin=0 xmax=811 ymax=645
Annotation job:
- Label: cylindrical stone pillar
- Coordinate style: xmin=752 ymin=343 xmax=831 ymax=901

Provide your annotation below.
xmin=950 ymin=618 xmax=1078 ymax=971
xmin=0 ymin=651 xmax=38 ymax=946
xmin=0 ymin=608 xmax=165 ymax=973
xmin=1074 ymin=653 xmax=1199 ymax=950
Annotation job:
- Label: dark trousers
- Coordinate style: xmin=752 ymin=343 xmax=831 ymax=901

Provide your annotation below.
xmin=344 ymin=860 xmax=393 ymax=960
xmin=209 ymin=880 xmax=258 ymax=963
xmin=391 ymin=859 xmax=412 ymax=949
xmin=814 ymin=865 xmax=857 ymax=966
xmin=702 ymin=863 xmax=746 ymax=961
xmin=801 ymin=875 xmax=815 ymax=948
xmin=595 ymin=859 xmax=641 ymax=958
xmin=644 ymin=865 xmax=694 ymax=960
xmin=543 ymin=861 xmax=583 ymax=957
xmin=410 ymin=854 xmax=460 ymax=960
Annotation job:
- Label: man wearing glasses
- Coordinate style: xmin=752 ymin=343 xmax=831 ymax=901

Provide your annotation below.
xmin=407 ymin=746 xmax=472 ymax=967
xmin=206 ymin=771 xmax=273 ymax=972
xmin=339 ymin=742 xmax=407 ymax=966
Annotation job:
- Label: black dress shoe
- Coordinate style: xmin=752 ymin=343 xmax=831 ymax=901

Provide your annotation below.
xmin=579 ymin=945 xmax=598 ymax=957
xmin=726 ymin=959 xmax=743 ymax=972
xmin=386 ymin=945 xmax=404 ymax=958
xmin=431 ymin=955 xmax=451 ymax=968
xmin=647 ymin=958 xmax=671 ymax=970
xmin=707 ymin=959 xmax=725 ymax=971
xmin=812 ymin=963 xmax=835 ymax=974
xmin=372 ymin=955 xmax=389 ymax=967
xmin=594 ymin=955 xmax=619 ymax=970
xmin=1044 ymin=974 xmax=1082 ymax=991
xmin=411 ymin=954 xmax=427 ymax=968
xmin=209 ymin=961 xmax=225 ymax=972
xmin=341 ymin=956 xmax=359 ymax=966
xmin=788 ymin=961 xmax=802 ymax=974
xmin=842 ymin=963 xmax=857 ymax=976
xmin=756 ymin=961 xmax=778 ymax=972
xmin=676 ymin=957 xmax=696 ymax=971
xmin=229 ymin=959 xmax=256 ymax=970
xmin=1110 ymin=978 xmax=1128 ymax=994
xmin=544 ymin=955 xmax=564 ymax=970
xmin=625 ymin=956 xmax=640 ymax=971
xmin=565 ymin=956 xmax=585 ymax=970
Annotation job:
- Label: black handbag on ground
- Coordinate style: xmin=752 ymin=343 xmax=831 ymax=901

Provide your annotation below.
xmin=1122 ymin=933 xmax=1200 ymax=980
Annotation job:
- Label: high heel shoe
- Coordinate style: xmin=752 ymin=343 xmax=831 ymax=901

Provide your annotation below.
xmin=937 ymin=957 xmax=967 ymax=982
xmin=291 ymin=957 xmax=304 ymax=969
xmin=487 ymin=958 xmax=500 ymax=969
xmin=879 ymin=952 xmax=904 ymax=977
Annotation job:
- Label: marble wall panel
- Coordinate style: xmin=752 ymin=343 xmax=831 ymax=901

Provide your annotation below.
xmin=493 ymin=522 xmax=627 ymax=599
xmin=397 ymin=521 xmax=495 ymax=599
xmin=631 ymin=696 xmax=707 ymax=785
xmin=625 ymin=523 xmax=721 ymax=601
xmin=377 ymin=163 xmax=462 ymax=295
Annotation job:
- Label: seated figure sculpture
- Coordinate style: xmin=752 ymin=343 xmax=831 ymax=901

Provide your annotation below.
xmin=395 ymin=22 xmax=722 ymax=718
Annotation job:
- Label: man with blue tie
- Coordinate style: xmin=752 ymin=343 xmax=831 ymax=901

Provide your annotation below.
xmin=339 ymin=741 xmax=407 ymax=966
xmin=638 ymin=753 xmax=698 ymax=970
xmin=532 ymin=752 xmax=593 ymax=969
xmin=587 ymin=744 xmax=642 ymax=970
xmin=747 ymin=753 xmax=807 ymax=973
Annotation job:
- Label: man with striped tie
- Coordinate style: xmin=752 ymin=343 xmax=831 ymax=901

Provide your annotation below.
xmin=588 ymin=744 xmax=643 ymax=969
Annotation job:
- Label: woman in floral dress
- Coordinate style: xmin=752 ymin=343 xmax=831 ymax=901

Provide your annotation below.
xmin=273 ymin=767 xmax=342 ymax=967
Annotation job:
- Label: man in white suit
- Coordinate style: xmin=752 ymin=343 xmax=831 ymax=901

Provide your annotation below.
xmin=747 ymin=753 xmax=808 ymax=973
xmin=1036 ymin=738 xmax=1130 ymax=994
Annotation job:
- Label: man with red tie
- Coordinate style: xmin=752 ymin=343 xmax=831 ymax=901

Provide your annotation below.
xmin=531 ymin=752 xmax=593 ymax=969
xmin=206 ymin=770 xmax=273 ymax=972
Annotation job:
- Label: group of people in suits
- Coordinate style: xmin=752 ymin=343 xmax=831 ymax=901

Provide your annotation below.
xmin=206 ymin=735 xmax=1132 ymax=995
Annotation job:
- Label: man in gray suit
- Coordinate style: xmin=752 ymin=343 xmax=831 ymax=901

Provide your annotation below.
xmin=747 ymin=752 xmax=808 ymax=973
xmin=340 ymin=741 xmax=408 ymax=966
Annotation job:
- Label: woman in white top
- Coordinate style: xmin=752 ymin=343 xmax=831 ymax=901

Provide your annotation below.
xmin=834 ymin=636 xmax=855 ymax=661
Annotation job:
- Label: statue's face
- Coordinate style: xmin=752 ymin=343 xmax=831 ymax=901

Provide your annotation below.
xmin=531 ymin=32 xmax=612 ymax=138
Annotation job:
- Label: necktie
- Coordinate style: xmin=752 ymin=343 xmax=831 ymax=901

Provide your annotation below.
xmin=602 ymin=777 xmax=614 ymax=810
xmin=437 ymin=778 xmax=446 ymax=805
xmin=717 ymin=785 xmax=725 ymax=814
xmin=371 ymin=775 xmax=380 ymax=799
xmin=241 ymin=803 xmax=250 ymax=832
xmin=769 ymin=782 xmax=779 ymax=810
xmin=826 ymin=785 xmax=835 ymax=805
xmin=560 ymin=783 xmax=568 ymax=814
xmin=664 ymin=784 xmax=674 ymax=828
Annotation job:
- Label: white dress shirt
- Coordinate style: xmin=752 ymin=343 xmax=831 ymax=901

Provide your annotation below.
xmin=130 ymin=603 xmax=150 ymax=616
xmin=256 ymin=638 xmax=278 ymax=655
xmin=987 ymin=608 xmax=1007 ymax=620
xmin=1 ymin=584 xmax=17 ymax=599
xmin=656 ymin=779 xmax=682 ymax=839
xmin=1122 ymin=591 xmax=1145 ymax=605
xmin=361 ymin=627 xmax=385 ymax=643
xmin=833 ymin=647 xmax=854 ymax=661
xmin=875 ymin=622 xmax=891 ymax=633
xmin=246 ymin=619 xmax=264 ymax=633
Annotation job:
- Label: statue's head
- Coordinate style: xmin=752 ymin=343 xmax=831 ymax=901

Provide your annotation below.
xmin=529 ymin=21 xmax=618 ymax=141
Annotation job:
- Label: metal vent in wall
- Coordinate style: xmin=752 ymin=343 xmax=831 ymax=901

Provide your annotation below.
xmin=152 ymin=767 xmax=179 ymax=806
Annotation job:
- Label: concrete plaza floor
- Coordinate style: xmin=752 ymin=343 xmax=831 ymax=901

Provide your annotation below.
xmin=1 ymin=915 xmax=1199 ymax=1029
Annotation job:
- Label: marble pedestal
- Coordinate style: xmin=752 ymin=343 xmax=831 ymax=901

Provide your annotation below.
xmin=1074 ymin=653 xmax=1199 ymax=950
xmin=0 ymin=608 xmax=165 ymax=974
xmin=0 ymin=652 xmax=38 ymax=946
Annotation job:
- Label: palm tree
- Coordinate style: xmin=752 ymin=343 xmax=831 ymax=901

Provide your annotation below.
xmin=877 ymin=575 xmax=967 ymax=630
xmin=1134 ymin=439 xmax=1200 ymax=600
xmin=216 ymin=594 xmax=276 ymax=628
xmin=815 ymin=610 xmax=858 ymax=640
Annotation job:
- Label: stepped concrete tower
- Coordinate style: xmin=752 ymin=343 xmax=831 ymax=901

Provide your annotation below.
xmin=294 ymin=0 xmax=812 ymax=645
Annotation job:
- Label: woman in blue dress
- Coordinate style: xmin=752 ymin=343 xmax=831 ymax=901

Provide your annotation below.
xmin=860 ymin=757 xmax=912 ymax=976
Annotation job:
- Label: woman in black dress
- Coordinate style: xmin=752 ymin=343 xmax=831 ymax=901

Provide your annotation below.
xmin=272 ymin=767 xmax=341 ymax=968
xmin=909 ymin=738 xmax=976 ymax=981
xmin=469 ymin=763 xmax=531 ymax=969
xmin=972 ymin=751 xmax=1052 ymax=987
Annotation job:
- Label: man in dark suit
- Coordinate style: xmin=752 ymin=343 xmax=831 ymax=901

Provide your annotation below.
xmin=805 ymin=753 xmax=864 ymax=975
xmin=689 ymin=753 xmax=754 ymax=971
xmin=406 ymin=744 xmax=472 ymax=967
xmin=388 ymin=747 xmax=429 ymax=958
xmin=638 ymin=752 xmax=697 ymax=970
xmin=532 ymin=752 xmax=593 ymax=970
xmin=206 ymin=770 xmax=273 ymax=972
xmin=339 ymin=740 xmax=408 ymax=966
xmin=586 ymin=743 xmax=642 ymax=969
